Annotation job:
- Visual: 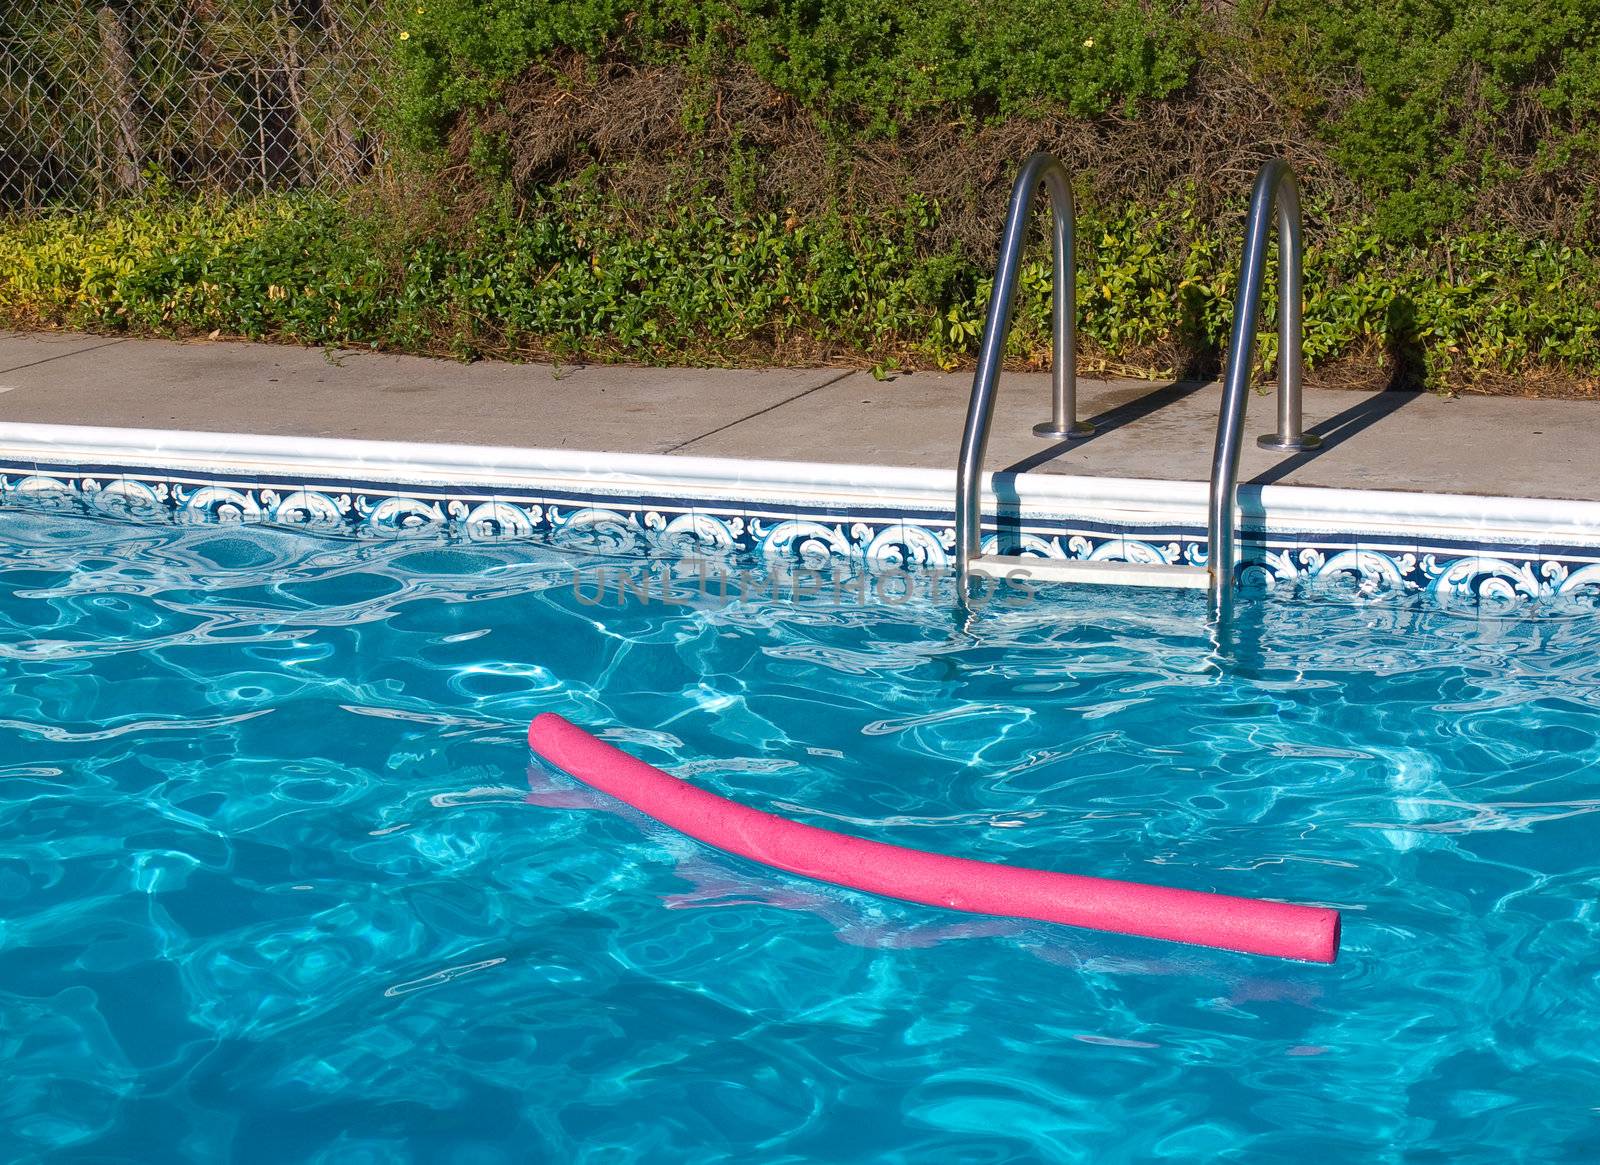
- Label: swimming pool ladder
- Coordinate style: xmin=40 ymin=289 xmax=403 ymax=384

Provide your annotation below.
xmin=954 ymin=154 xmax=1318 ymax=622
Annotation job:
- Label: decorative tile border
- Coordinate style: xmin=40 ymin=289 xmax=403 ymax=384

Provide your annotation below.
xmin=1 ymin=421 xmax=1598 ymax=616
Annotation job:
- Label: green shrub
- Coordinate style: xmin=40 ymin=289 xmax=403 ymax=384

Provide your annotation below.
xmin=389 ymin=0 xmax=1600 ymax=246
xmin=5 ymin=188 xmax=1597 ymax=391
xmin=392 ymin=0 xmax=1197 ymax=145
xmin=1258 ymin=0 xmax=1600 ymax=241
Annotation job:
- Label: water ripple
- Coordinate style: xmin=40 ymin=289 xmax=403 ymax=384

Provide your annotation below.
xmin=384 ymin=957 xmax=509 ymax=997
xmin=0 ymin=708 xmax=272 ymax=742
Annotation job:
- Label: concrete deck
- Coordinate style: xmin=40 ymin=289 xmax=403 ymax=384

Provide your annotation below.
xmin=3 ymin=331 xmax=1596 ymax=501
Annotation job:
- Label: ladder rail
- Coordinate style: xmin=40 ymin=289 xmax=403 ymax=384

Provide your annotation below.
xmin=1207 ymin=159 xmax=1318 ymax=622
xmin=955 ymin=152 xmax=1090 ymax=584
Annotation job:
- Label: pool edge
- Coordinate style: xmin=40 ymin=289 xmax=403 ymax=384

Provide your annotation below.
xmin=2 ymin=420 xmax=1598 ymax=610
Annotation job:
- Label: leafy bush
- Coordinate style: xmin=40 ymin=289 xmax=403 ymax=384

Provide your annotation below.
xmin=5 ymin=188 xmax=1597 ymax=392
xmin=390 ymin=0 xmax=1600 ymax=246
xmin=393 ymin=0 xmax=1196 ymax=145
xmin=1257 ymin=0 xmax=1600 ymax=240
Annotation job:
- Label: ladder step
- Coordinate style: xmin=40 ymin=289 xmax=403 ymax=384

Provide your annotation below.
xmin=967 ymin=554 xmax=1211 ymax=590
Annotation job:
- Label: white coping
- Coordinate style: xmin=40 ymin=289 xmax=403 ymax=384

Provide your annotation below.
xmin=2 ymin=420 xmax=1598 ymax=547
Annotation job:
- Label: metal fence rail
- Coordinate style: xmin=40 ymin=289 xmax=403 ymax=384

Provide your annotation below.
xmin=1 ymin=0 xmax=389 ymax=212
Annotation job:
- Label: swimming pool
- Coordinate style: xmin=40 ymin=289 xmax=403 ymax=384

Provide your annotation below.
xmin=2 ymin=510 xmax=1598 ymax=1161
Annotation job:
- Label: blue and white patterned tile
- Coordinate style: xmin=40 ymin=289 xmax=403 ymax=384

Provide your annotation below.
xmin=545 ymin=493 xmax=669 ymax=558
xmin=345 ymin=485 xmax=453 ymax=540
xmin=753 ymin=507 xmax=878 ymax=569
xmin=662 ymin=503 xmax=746 ymax=562
xmin=1472 ymin=536 xmax=1543 ymax=618
xmin=1119 ymin=528 xmax=1207 ymax=573
xmin=1 ymin=454 xmax=1596 ymax=617
xmin=0 ymin=459 xmax=40 ymax=512
xmin=6 ymin=469 xmax=83 ymax=517
xmin=170 ymin=473 xmax=273 ymax=527
xmin=1279 ymin=531 xmax=1344 ymax=594
xmin=1527 ymin=541 xmax=1589 ymax=616
xmin=1546 ymin=557 xmax=1600 ymax=614
xmin=256 ymin=479 xmax=352 ymax=537
xmin=1235 ymin=530 xmax=1282 ymax=594
xmin=739 ymin=497 xmax=803 ymax=564
xmin=1302 ymin=547 xmax=1409 ymax=603
xmin=978 ymin=523 xmax=1051 ymax=562
xmin=1357 ymin=529 xmax=1424 ymax=604
xmin=465 ymin=485 xmax=546 ymax=545
xmin=865 ymin=514 xmax=951 ymax=573
xmin=1423 ymin=548 xmax=1549 ymax=617
xmin=1085 ymin=522 xmax=1135 ymax=567
xmin=90 ymin=473 xmax=172 ymax=524
xmin=979 ymin=520 xmax=1075 ymax=564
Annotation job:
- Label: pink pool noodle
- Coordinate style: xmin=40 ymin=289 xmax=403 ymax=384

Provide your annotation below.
xmin=527 ymin=714 xmax=1340 ymax=963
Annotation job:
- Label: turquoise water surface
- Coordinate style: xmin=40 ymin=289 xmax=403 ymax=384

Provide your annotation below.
xmin=2 ymin=511 xmax=1598 ymax=1162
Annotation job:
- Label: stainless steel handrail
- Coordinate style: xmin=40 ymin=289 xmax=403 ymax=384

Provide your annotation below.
xmin=955 ymin=152 xmax=1090 ymax=583
xmin=1207 ymin=159 xmax=1319 ymax=622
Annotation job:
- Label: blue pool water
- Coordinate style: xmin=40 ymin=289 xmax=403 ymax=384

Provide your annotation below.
xmin=2 ymin=510 xmax=1598 ymax=1163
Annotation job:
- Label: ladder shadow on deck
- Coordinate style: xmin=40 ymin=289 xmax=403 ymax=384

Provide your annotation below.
xmin=996 ymin=377 xmax=1214 ymax=474
xmin=988 ymin=377 xmax=1210 ymax=553
xmin=986 ymin=382 xmax=1424 ymax=554
xmin=1245 ymin=388 xmax=1423 ymax=489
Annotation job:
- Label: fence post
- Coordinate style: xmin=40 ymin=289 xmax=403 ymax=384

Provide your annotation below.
xmin=96 ymin=3 xmax=145 ymax=195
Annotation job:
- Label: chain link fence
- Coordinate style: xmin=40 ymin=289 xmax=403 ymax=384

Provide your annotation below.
xmin=1 ymin=0 xmax=391 ymax=212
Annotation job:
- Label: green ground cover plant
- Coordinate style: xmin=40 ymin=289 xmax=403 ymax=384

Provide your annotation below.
xmin=5 ymin=184 xmax=1596 ymax=393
